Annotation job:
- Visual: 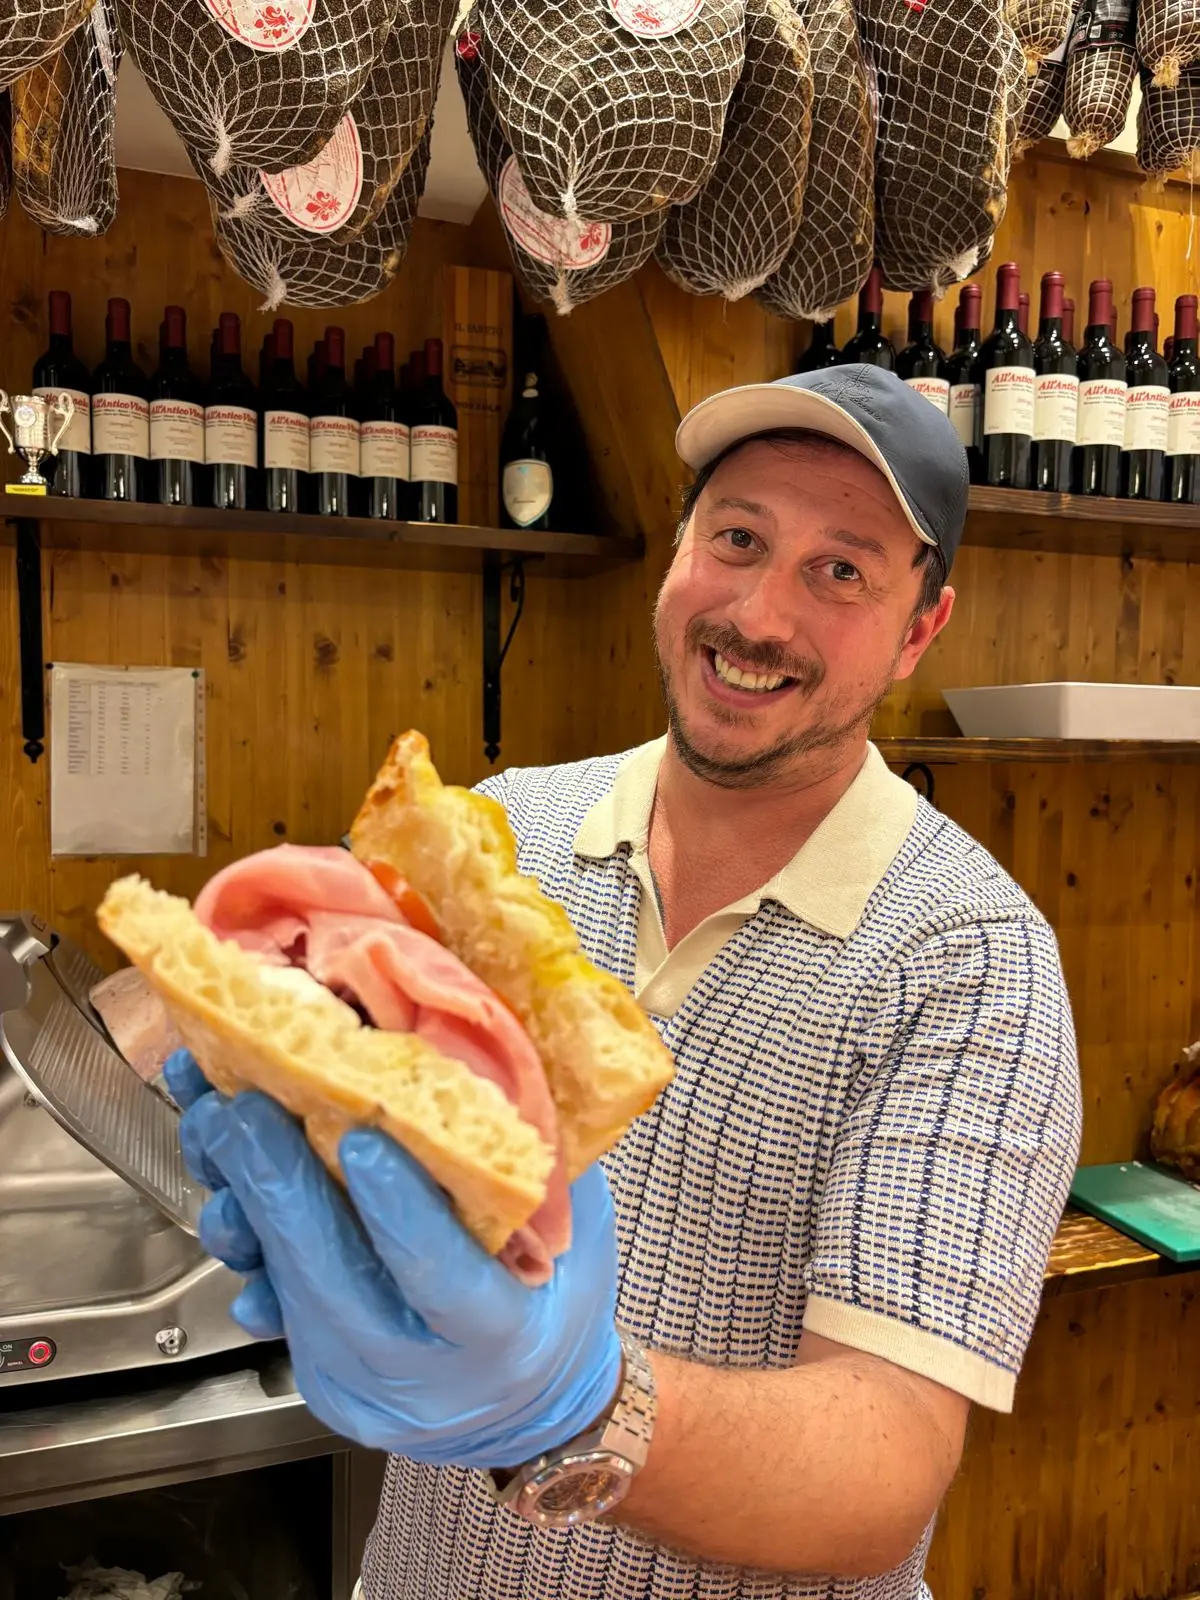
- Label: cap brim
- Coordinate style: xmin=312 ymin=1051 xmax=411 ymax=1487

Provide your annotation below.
xmin=674 ymin=383 xmax=937 ymax=548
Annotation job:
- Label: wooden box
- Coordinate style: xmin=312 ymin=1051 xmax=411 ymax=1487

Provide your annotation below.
xmin=440 ymin=265 xmax=513 ymax=527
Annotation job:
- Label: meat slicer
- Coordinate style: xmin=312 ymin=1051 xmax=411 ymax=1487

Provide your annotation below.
xmin=0 ymin=912 xmax=253 ymax=1386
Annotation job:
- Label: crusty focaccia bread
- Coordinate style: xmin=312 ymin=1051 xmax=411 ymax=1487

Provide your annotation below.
xmin=97 ymin=875 xmax=554 ymax=1255
xmin=350 ymin=732 xmax=675 ymax=1179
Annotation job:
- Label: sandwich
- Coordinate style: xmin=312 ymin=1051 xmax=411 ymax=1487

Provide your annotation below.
xmin=97 ymin=732 xmax=674 ymax=1285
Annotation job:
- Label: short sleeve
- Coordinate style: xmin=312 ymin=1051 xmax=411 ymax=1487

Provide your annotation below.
xmin=802 ymin=913 xmax=1082 ymax=1412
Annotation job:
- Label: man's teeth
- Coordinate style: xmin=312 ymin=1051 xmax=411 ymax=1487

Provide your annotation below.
xmin=712 ymin=651 xmax=788 ymax=693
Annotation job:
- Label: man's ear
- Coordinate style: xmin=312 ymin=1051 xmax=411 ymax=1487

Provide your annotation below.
xmin=893 ymin=586 xmax=955 ymax=683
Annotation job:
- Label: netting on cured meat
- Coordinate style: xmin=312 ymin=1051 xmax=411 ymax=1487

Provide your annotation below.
xmin=213 ymin=128 xmax=429 ymax=307
xmin=1137 ymin=0 xmax=1200 ymax=90
xmin=1138 ymin=64 xmax=1200 ymax=179
xmin=204 ymin=0 xmax=453 ymax=244
xmin=755 ymin=0 xmax=873 ymax=322
xmin=456 ymin=24 xmax=662 ymax=315
xmin=655 ymin=0 xmax=811 ymax=301
xmin=113 ymin=0 xmax=402 ymax=178
xmin=1063 ymin=0 xmax=1137 ymax=157
xmin=1005 ymin=0 xmax=1075 ymax=73
xmin=1015 ymin=30 xmax=1068 ymax=156
xmin=11 ymin=0 xmax=118 ymax=235
xmin=475 ymin=0 xmax=746 ymax=224
xmin=0 ymin=0 xmax=92 ymax=91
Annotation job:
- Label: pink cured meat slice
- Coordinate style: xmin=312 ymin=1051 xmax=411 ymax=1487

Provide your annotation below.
xmin=193 ymin=844 xmax=569 ymax=1283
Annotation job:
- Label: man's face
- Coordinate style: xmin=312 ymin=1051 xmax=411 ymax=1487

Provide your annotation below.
xmin=654 ymin=436 xmax=955 ymax=789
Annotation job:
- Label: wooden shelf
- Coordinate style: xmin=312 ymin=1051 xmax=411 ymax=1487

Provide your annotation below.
xmin=1043 ymin=1206 xmax=1174 ymax=1296
xmin=876 ymin=736 xmax=1200 ymax=766
xmin=0 ymin=493 xmax=643 ymax=578
xmin=965 ymin=486 xmax=1200 ymax=563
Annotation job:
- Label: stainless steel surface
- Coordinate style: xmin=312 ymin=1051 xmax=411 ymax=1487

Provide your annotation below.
xmin=0 ymin=914 xmax=252 ymax=1386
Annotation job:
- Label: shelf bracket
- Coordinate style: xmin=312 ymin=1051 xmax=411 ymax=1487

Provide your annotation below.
xmin=482 ymin=553 xmax=527 ymax=764
xmin=13 ymin=519 xmax=45 ymax=763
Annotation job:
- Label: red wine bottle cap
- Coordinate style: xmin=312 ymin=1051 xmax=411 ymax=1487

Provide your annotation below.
xmin=995 ymin=262 xmax=1021 ymax=311
xmin=49 ymin=290 xmax=72 ymax=337
xmin=1176 ymin=294 xmax=1198 ymax=342
xmin=107 ymin=297 xmax=131 ymax=341
xmin=1039 ymin=271 xmax=1064 ymax=320
xmin=219 ymin=312 xmax=240 ymax=355
xmin=324 ymin=326 xmax=346 ymax=368
xmin=1062 ymin=297 xmax=1076 ymax=343
xmin=424 ymin=337 xmax=443 ymax=377
xmin=1087 ymin=278 xmax=1114 ymax=329
xmin=860 ymin=265 xmax=884 ymax=314
xmin=164 ymin=305 xmax=187 ymax=347
xmin=409 ymin=350 xmax=426 ymax=385
xmin=1130 ymin=286 xmax=1157 ymax=333
xmin=911 ymin=289 xmax=934 ymax=328
xmin=374 ymin=330 xmax=395 ymax=371
xmin=272 ymin=318 xmax=294 ymax=359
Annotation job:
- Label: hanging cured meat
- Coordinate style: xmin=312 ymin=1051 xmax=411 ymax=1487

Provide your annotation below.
xmin=1137 ymin=64 xmax=1200 ymax=179
xmin=10 ymin=0 xmax=119 ymax=235
xmin=1137 ymin=0 xmax=1200 ymax=90
xmin=204 ymin=0 xmax=453 ymax=244
xmin=213 ymin=127 xmax=430 ymax=307
xmin=1014 ymin=22 xmax=1070 ymax=157
xmin=856 ymin=0 xmax=1028 ymax=292
xmin=113 ymin=0 xmax=403 ymax=178
xmin=655 ymin=0 xmax=811 ymax=301
xmin=0 ymin=0 xmax=92 ymax=90
xmin=1005 ymin=0 xmax=1075 ymax=73
xmin=755 ymin=0 xmax=873 ymax=322
xmin=456 ymin=24 xmax=662 ymax=315
xmin=474 ymin=0 xmax=746 ymax=223
xmin=1063 ymin=0 xmax=1137 ymax=157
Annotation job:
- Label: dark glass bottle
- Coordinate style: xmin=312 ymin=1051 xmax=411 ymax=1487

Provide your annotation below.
xmin=946 ymin=283 xmax=984 ymax=478
xmin=972 ymin=261 xmax=1035 ymax=489
xmin=1062 ymin=298 xmax=1076 ymax=347
xmin=501 ymin=370 xmax=554 ymax=530
xmin=1074 ymin=279 xmax=1126 ymax=497
xmin=150 ymin=305 xmax=206 ymax=507
xmin=1018 ymin=292 xmax=1031 ymax=339
xmin=91 ymin=297 xmax=149 ymax=502
xmin=206 ymin=311 xmax=259 ymax=511
xmin=1121 ymin=286 xmax=1169 ymax=501
xmin=1167 ymin=294 xmax=1200 ymax=505
xmin=410 ymin=337 xmax=459 ymax=524
xmin=261 ymin=317 xmax=308 ymax=514
xmin=795 ymin=321 xmax=840 ymax=372
xmin=896 ymin=290 xmax=949 ymax=414
xmin=33 ymin=290 xmax=91 ymax=498
xmin=1032 ymin=271 xmax=1078 ymax=493
xmin=360 ymin=331 xmax=409 ymax=521
xmin=841 ymin=266 xmax=895 ymax=369
xmin=308 ymin=325 xmax=359 ymax=517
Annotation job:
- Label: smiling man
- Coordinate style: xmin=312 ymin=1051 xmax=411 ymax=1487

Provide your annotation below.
xmin=176 ymin=366 xmax=1083 ymax=1600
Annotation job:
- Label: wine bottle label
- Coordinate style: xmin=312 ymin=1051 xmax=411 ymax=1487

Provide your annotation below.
xmin=503 ymin=460 xmax=553 ymax=527
xmin=150 ymin=398 xmax=205 ymax=463
xmin=498 ymin=156 xmax=612 ymax=269
xmin=411 ymin=424 xmax=458 ymax=486
xmin=205 ymin=404 xmax=258 ymax=468
xmin=259 ymin=113 xmax=362 ymax=234
xmin=310 ymin=414 xmax=361 ymax=475
xmin=904 ymin=376 xmax=950 ymax=413
xmin=983 ymin=366 xmax=1035 ymax=436
xmin=948 ymin=382 xmax=980 ymax=449
xmin=1123 ymin=384 xmax=1170 ymax=452
xmin=205 ymin=0 xmax=314 ymax=50
xmin=608 ymin=0 xmax=702 ymax=34
xmin=264 ymin=409 xmax=310 ymax=472
xmin=34 ymin=386 xmax=90 ymax=454
xmin=92 ymin=392 xmax=149 ymax=459
xmin=1077 ymin=378 xmax=1128 ymax=447
xmin=360 ymin=419 xmax=410 ymax=480
xmin=1033 ymin=373 xmax=1079 ymax=442
xmin=1167 ymin=391 xmax=1200 ymax=456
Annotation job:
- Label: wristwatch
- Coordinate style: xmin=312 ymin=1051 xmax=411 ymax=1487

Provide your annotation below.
xmin=484 ymin=1331 xmax=657 ymax=1530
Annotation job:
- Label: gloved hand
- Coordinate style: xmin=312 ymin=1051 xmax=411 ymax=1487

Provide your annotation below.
xmin=165 ymin=1051 xmax=623 ymax=1468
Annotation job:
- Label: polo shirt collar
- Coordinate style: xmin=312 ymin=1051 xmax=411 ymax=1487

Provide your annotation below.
xmin=574 ymin=734 xmax=917 ymax=940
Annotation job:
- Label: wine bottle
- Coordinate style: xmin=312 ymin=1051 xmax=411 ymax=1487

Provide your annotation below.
xmin=33 ymin=289 xmax=91 ymax=498
xmin=896 ymin=290 xmax=949 ymax=413
xmin=1165 ymin=335 xmax=1177 ymax=366
xmin=410 ymin=337 xmax=459 ymax=524
xmin=972 ymin=261 xmax=1035 ymax=489
xmin=946 ymin=283 xmax=983 ymax=475
xmin=91 ymin=297 xmax=149 ymax=502
xmin=795 ymin=320 xmax=840 ymax=372
xmin=1166 ymin=294 xmax=1200 ymax=505
xmin=206 ymin=311 xmax=259 ymax=511
xmin=840 ymin=266 xmax=894 ymax=369
xmin=1018 ymin=292 xmax=1031 ymax=339
xmin=1074 ymin=278 xmax=1126 ymax=497
xmin=360 ymin=331 xmax=410 ymax=521
xmin=1062 ymin=298 xmax=1076 ymax=346
xmin=308 ymin=325 xmax=359 ymax=517
xmin=1032 ymin=271 xmax=1078 ymax=493
xmin=1121 ymin=286 xmax=1169 ymax=501
xmin=150 ymin=305 xmax=206 ymax=507
xmin=501 ymin=370 xmax=554 ymax=531
xmin=261 ymin=317 xmax=308 ymax=514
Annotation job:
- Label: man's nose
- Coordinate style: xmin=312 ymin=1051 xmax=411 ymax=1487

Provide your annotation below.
xmin=727 ymin=564 xmax=799 ymax=644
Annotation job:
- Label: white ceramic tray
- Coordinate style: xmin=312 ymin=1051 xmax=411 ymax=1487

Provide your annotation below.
xmin=943 ymin=683 xmax=1200 ymax=741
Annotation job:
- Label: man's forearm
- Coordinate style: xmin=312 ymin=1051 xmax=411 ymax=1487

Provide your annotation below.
xmin=614 ymin=1338 xmax=967 ymax=1578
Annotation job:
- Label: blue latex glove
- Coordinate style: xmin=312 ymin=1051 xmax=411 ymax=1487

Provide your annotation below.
xmin=165 ymin=1050 xmax=623 ymax=1466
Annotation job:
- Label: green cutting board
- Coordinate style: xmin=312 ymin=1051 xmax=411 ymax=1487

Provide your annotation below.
xmin=1069 ymin=1162 xmax=1200 ymax=1263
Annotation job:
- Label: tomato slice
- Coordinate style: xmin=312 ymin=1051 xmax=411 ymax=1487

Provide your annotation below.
xmin=364 ymin=858 xmax=443 ymax=943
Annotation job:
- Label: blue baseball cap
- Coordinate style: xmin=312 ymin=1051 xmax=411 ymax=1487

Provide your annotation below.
xmin=674 ymin=364 xmax=970 ymax=571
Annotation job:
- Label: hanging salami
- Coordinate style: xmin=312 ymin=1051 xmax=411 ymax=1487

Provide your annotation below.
xmin=1015 ymin=22 xmax=1069 ymax=157
xmin=1063 ymin=0 xmax=1137 ymax=157
xmin=1137 ymin=0 xmax=1200 ymax=91
xmin=0 ymin=0 xmax=91 ymax=90
xmin=1005 ymin=0 xmax=1075 ymax=73
xmin=1137 ymin=64 xmax=1200 ymax=179
xmin=474 ymin=0 xmax=746 ymax=223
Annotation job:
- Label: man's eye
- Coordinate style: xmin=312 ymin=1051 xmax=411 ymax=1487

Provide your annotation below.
xmin=722 ymin=527 xmax=755 ymax=550
xmin=828 ymin=559 xmax=860 ymax=582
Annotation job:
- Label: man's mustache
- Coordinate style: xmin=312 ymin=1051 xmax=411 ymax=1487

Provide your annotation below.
xmin=687 ymin=619 xmax=825 ymax=692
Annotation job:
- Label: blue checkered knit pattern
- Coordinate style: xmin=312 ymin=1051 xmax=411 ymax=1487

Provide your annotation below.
xmin=361 ymin=751 xmax=1081 ymax=1600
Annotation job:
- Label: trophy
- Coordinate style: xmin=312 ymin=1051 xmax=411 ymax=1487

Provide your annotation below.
xmin=0 ymin=389 xmax=75 ymax=495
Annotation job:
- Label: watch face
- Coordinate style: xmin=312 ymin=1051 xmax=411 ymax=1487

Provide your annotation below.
xmin=519 ymin=1455 xmax=636 ymax=1530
